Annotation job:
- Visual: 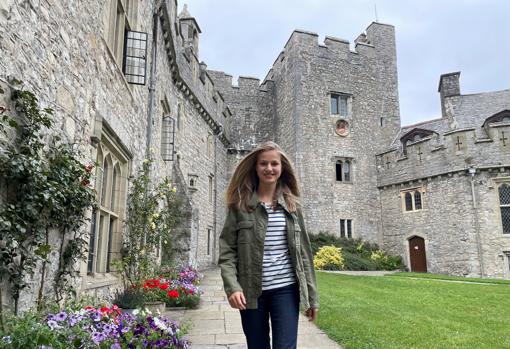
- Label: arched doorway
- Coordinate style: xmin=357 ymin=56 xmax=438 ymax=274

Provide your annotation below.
xmin=408 ymin=236 xmax=427 ymax=272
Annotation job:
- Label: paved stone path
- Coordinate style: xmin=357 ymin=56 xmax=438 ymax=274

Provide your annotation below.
xmin=163 ymin=267 xmax=342 ymax=349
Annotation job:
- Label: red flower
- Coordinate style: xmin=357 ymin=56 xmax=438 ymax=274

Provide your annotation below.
xmin=85 ymin=164 xmax=94 ymax=173
xmin=143 ymin=278 xmax=160 ymax=289
xmin=84 ymin=306 xmax=95 ymax=311
xmin=159 ymin=282 xmax=170 ymax=290
xmin=100 ymin=307 xmax=112 ymax=314
xmin=167 ymin=289 xmax=179 ymax=298
xmin=81 ymin=179 xmax=90 ymax=187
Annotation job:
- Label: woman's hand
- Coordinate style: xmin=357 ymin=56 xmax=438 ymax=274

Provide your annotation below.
xmin=228 ymin=291 xmax=247 ymax=310
xmin=305 ymin=307 xmax=318 ymax=322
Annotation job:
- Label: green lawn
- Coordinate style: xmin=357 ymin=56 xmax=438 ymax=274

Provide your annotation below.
xmin=316 ymin=272 xmax=510 ymax=349
xmin=388 ymin=272 xmax=510 ymax=285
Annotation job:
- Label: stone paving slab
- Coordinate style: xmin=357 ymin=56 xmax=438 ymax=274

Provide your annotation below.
xmin=164 ymin=267 xmax=343 ymax=349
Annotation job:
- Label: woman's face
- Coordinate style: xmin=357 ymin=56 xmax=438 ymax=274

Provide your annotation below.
xmin=256 ymin=150 xmax=282 ymax=186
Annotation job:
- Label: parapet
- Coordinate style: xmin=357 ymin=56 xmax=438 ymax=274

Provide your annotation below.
xmin=238 ymin=76 xmax=260 ymax=89
xmin=376 ymin=123 xmax=510 ymax=188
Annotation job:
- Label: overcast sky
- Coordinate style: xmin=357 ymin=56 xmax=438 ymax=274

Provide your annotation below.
xmin=182 ymin=0 xmax=510 ymax=126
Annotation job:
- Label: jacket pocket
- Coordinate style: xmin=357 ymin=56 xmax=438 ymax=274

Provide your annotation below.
xmin=237 ymin=220 xmax=254 ymax=244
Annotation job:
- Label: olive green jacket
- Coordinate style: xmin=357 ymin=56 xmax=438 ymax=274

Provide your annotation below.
xmin=218 ymin=192 xmax=318 ymax=310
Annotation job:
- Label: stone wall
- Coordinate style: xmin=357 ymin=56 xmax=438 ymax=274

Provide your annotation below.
xmin=379 ymin=169 xmax=510 ymax=278
xmin=0 ymin=0 xmax=232 ymax=311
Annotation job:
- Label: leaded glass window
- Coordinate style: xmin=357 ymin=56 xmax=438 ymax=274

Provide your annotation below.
xmin=414 ymin=191 xmax=422 ymax=210
xmin=403 ymin=189 xmax=423 ymax=212
xmin=405 ymin=192 xmax=413 ymax=211
xmin=499 ymin=184 xmax=510 ymax=234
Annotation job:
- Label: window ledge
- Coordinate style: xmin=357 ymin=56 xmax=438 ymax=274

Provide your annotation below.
xmin=403 ymin=209 xmax=424 ymax=213
xmin=82 ymin=272 xmax=120 ymax=290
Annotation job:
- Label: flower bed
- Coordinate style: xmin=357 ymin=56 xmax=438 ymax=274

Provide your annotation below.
xmin=0 ymin=305 xmax=189 ymax=348
xmin=141 ymin=266 xmax=202 ymax=309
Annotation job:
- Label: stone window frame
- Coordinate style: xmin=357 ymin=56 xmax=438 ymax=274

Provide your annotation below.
xmin=340 ymin=219 xmax=352 ymax=238
xmin=188 ymin=174 xmax=198 ymax=192
xmin=87 ymin=131 xmax=130 ymax=276
xmin=330 ymin=92 xmax=351 ymax=118
xmin=401 ymin=187 xmax=424 ymax=213
xmin=105 ymin=0 xmax=139 ymax=68
xmin=497 ymin=182 xmax=510 ymax=235
xmin=334 ymin=157 xmax=353 ymax=183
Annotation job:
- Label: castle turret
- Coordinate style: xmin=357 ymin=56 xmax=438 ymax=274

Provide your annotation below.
xmin=179 ymin=4 xmax=201 ymax=57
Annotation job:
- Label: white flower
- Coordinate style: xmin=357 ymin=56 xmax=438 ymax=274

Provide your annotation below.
xmin=152 ymin=213 xmax=160 ymax=219
xmin=143 ymin=158 xmax=150 ymax=164
xmin=171 ymin=187 xmax=177 ymax=193
xmin=150 ymin=222 xmax=156 ymax=230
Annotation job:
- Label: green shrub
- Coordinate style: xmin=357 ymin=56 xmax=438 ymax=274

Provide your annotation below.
xmin=313 ymin=245 xmax=345 ymax=270
xmin=310 ymin=232 xmax=403 ymax=271
xmin=342 ymin=251 xmax=378 ymax=271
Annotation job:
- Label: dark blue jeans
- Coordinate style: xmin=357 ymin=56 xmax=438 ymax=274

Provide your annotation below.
xmin=240 ymin=283 xmax=300 ymax=349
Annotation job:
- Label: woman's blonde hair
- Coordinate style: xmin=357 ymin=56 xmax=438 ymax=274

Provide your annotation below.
xmin=225 ymin=141 xmax=301 ymax=212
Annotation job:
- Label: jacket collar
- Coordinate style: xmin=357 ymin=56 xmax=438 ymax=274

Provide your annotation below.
xmin=248 ymin=191 xmax=291 ymax=213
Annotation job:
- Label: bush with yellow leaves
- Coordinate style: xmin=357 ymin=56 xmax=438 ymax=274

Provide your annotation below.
xmin=313 ymin=245 xmax=345 ymax=270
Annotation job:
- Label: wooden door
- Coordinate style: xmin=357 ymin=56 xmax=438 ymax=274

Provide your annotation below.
xmin=409 ymin=236 xmax=427 ymax=272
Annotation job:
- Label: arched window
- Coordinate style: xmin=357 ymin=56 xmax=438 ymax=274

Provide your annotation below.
xmin=404 ymin=192 xmax=413 ymax=211
xmin=403 ymin=189 xmax=423 ymax=212
xmin=100 ymin=157 xmax=112 ymax=207
xmin=110 ymin=165 xmax=120 ymax=211
xmin=414 ymin=191 xmax=422 ymax=210
xmin=335 ymin=160 xmax=343 ymax=181
xmin=87 ymin=133 xmax=129 ymax=275
xmin=499 ymin=184 xmax=510 ymax=234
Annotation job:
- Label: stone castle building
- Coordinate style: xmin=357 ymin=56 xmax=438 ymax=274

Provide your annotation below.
xmin=0 ymin=0 xmax=509 ymax=310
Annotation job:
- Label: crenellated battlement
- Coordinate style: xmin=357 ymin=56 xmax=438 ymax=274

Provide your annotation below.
xmin=376 ymin=123 xmax=510 ymax=187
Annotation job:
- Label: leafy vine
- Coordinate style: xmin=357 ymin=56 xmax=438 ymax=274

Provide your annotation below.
xmin=0 ymin=81 xmax=96 ymax=315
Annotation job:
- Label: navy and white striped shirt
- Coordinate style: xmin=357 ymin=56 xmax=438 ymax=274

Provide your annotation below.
xmin=261 ymin=202 xmax=296 ymax=290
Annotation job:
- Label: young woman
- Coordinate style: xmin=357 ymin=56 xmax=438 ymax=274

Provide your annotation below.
xmin=218 ymin=141 xmax=318 ymax=349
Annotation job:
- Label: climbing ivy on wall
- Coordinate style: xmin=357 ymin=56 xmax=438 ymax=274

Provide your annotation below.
xmin=0 ymin=80 xmax=96 ymax=315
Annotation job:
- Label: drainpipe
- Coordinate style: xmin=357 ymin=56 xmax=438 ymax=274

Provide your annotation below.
xmin=143 ymin=8 xmax=159 ymax=246
xmin=213 ymin=125 xmax=224 ymax=265
xmin=468 ymin=166 xmax=485 ymax=277
xmin=146 ymin=10 xmax=159 ymax=157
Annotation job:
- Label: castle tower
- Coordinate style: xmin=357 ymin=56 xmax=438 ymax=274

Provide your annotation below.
xmin=269 ymin=23 xmax=401 ymax=244
xmin=178 ymin=4 xmax=201 ymax=57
